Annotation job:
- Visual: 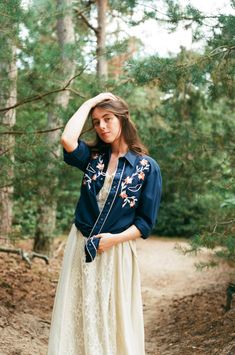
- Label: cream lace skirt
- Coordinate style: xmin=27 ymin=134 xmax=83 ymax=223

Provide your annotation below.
xmin=47 ymin=174 xmax=145 ymax=355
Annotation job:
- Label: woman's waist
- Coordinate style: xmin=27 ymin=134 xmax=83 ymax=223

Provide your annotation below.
xmin=74 ymin=220 xmax=133 ymax=238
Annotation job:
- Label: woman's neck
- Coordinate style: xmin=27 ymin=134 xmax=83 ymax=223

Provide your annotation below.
xmin=111 ymin=138 xmax=129 ymax=157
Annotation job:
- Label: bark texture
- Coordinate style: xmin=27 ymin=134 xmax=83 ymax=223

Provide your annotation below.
xmin=34 ymin=0 xmax=76 ymax=253
xmin=0 ymin=45 xmax=17 ymax=237
xmin=96 ymin=0 xmax=108 ymax=80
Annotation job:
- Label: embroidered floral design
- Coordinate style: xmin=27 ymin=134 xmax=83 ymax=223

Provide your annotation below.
xmin=125 ymin=176 xmax=133 ymax=184
xmin=119 ymin=158 xmax=150 ymax=207
xmin=92 ymin=152 xmax=99 ymax=160
xmin=82 ymin=154 xmax=106 ymax=189
xmin=140 ymin=159 xmax=148 ymax=166
xmin=138 ymin=171 xmax=145 ymax=180
xmin=130 ymin=199 xmax=136 ymax=208
xmin=97 ymin=162 xmax=104 ymax=171
xmin=120 ymin=191 xmax=128 ymax=199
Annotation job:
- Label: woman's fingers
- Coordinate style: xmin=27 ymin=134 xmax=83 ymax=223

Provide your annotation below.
xmin=91 ymin=92 xmax=117 ymax=106
xmin=98 ymin=92 xmax=116 ymax=99
xmin=94 ymin=233 xmax=114 ymax=253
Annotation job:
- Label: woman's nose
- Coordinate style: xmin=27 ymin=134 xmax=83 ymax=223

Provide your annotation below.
xmin=99 ymin=119 xmax=106 ymax=130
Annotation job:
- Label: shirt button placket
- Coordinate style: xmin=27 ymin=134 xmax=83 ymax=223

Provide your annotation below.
xmin=95 ymin=160 xmax=124 ymax=235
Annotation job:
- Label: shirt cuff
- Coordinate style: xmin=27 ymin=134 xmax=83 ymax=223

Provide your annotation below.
xmin=133 ymin=219 xmax=150 ymax=239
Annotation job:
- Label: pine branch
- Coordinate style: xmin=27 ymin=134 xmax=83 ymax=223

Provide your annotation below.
xmin=213 ymin=219 xmax=235 ymax=233
xmin=0 ymin=126 xmax=64 ymax=135
xmin=0 ymin=68 xmax=87 ymax=113
xmin=132 ymin=2 xmax=221 ymax=27
xmin=75 ymin=8 xmax=98 ymax=34
xmin=0 ymin=146 xmax=15 ymax=156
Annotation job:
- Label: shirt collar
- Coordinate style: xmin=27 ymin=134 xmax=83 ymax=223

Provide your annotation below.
xmin=122 ymin=150 xmax=136 ymax=167
xmin=107 ymin=147 xmax=136 ymax=167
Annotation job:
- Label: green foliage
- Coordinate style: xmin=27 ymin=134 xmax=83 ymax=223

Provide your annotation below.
xmin=127 ymin=2 xmax=235 ymax=267
xmin=109 ymin=0 xmax=137 ymax=13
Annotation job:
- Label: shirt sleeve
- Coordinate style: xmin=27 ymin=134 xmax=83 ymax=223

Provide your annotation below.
xmin=63 ymin=139 xmax=91 ymax=172
xmin=133 ymin=160 xmax=162 ymax=239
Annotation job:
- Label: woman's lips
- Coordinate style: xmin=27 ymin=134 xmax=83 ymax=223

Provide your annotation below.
xmin=101 ymin=132 xmax=110 ymax=137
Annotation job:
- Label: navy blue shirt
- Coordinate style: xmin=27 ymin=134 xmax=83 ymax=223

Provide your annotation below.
xmin=63 ymin=140 xmax=162 ymax=239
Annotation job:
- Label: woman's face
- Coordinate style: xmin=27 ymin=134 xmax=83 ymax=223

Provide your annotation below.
xmin=92 ymin=107 xmax=122 ymax=144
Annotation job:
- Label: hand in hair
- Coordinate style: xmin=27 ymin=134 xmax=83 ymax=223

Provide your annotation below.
xmin=88 ymin=92 xmax=117 ymax=108
xmin=61 ymin=93 xmax=117 ymax=152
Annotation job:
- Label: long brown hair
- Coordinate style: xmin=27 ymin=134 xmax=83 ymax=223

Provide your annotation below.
xmin=85 ymin=95 xmax=148 ymax=155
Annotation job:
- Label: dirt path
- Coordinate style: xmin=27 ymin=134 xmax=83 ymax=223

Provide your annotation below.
xmin=0 ymin=236 xmax=234 ymax=355
xmin=136 ymin=237 xmax=234 ymax=354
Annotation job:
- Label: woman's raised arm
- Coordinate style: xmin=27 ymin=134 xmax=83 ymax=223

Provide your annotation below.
xmin=61 ymin=93 xmax=116 ymax=152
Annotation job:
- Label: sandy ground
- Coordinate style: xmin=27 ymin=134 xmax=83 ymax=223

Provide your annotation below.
xmin=137 ymin=237 xmax=234 ymax=354
xmin=0 ymin=236 xmax=234 ymax=355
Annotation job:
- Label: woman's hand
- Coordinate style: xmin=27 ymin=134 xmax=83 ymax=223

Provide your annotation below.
xmin=87 ymin=92 xmax=117 ymax=108
xmin=94 ymin=233 xmax=118 ymax=253
xmin=95 ymin=225 xmax=142 ymax=254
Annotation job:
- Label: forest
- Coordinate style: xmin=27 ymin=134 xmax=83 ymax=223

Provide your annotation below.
xmin=0 ymin=0 xmax=235 ymax=354
xmin=1 ymin=0 xmax=235 ymax=257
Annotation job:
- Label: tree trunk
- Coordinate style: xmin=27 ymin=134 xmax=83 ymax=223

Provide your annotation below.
xmin=96 ymin=0 xmax=108 ymax=80
xmin=33 ymin=0 xmax=76 ymax=254
xmin=0 ymin=44 xmax=17 ymax=238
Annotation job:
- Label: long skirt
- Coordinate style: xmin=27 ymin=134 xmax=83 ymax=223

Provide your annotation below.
xmin=47 ymin=223 xmax=145 ymax=355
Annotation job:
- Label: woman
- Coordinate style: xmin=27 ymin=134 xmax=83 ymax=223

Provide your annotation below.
xmin=47 ymin=93 xmax=162 ymax=355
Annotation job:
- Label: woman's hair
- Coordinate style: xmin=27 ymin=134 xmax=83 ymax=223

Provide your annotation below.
xmin=85 ymin=95 xmax=148 ymax=155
